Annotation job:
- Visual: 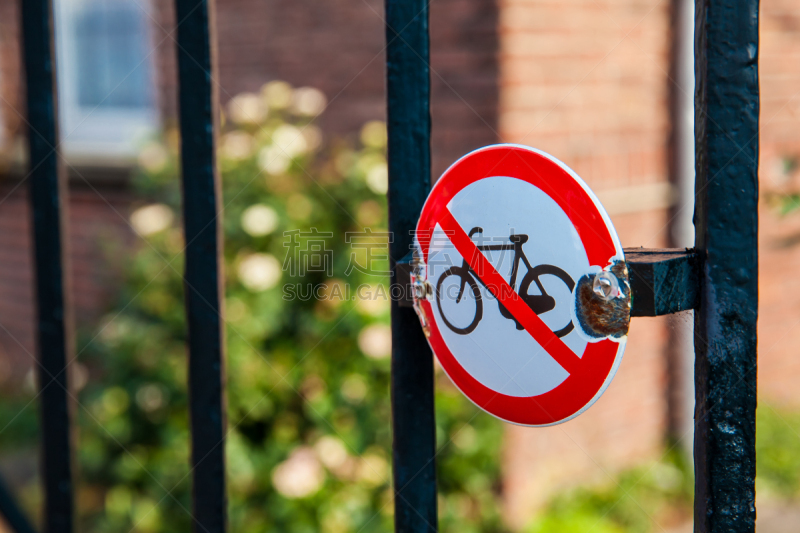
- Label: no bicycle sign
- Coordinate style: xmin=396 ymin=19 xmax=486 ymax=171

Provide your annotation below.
xmin=411 ymin=144 xmax=629 ymax=426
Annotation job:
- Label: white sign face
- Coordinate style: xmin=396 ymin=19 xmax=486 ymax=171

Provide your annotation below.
xmin=413 ymin=144 xmax=627 ymax=426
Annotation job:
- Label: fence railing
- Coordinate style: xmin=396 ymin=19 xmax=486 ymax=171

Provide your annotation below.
xmin=21 ymin=1 xmax=75 ymax=532
xmin=692 ymin=0 xmax=759 ymax=529
xmin=4 ymin=0 xmax=758 ymax=532
xmin=385 ymin=0 xmax=438 ymax=531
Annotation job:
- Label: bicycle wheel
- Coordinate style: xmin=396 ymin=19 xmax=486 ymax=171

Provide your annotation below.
xmin=436 ymin=267 xmax=483 ymax=335
xmin=519 ymin=264 xmax=575 ymax=338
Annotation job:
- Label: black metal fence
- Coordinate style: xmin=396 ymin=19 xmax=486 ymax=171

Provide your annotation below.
xmin=2 ymin=0 xmax=758 ymax=532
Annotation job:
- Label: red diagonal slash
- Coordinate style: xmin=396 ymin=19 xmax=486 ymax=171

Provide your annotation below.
xmin=437 ymin=208 xmax=582 ymax=375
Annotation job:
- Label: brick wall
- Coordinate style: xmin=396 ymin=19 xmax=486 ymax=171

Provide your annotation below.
xmin=0 ymin=181 xmax=133 ymax=385
xmin=757 ymin=0 xmax=800 ymax=409
xmin=497 ymin=0 xmax=673 ymax=526
xmin=499 ymin=0 xmax=800 ymax=527
xmin=167 ymin=0 xmax=498 ymax=178
xmin=499 ymin=0 xmax=670 ymax=191
xmin=0 ymin=0 xmax=21 ymax=149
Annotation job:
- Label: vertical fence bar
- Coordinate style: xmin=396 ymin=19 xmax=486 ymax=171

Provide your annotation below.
xmin=693 ymin=0 xmax=759 ymax=531
xmin=173 ymin=1 xmax=227 ymax=532
xmin=20 ymin=1 xmax=75 ymax=533
xmin=385 ymin=1 xmax=438 ymax=532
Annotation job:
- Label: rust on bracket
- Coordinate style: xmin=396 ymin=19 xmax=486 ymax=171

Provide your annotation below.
xmin=574 ymin=261 xmax=631 ymax=339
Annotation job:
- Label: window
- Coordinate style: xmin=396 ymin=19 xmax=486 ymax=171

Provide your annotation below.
xmin=55 ymin=0 xmax=158 ymax=161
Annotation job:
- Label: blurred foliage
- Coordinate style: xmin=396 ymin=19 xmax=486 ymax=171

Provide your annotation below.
xmin=766 ymin=155 xmax=800 ymax=216
xmin=756 ymin=404 xmax=800 ymax=499
xmin=524 ymin=451 xmax=692 ymax=533
xmin=523 ymin=403 xmax=800 ymax=533
xmin=775 ymin=194 xmax=800 ymax=216
xmin=2 ymin=81 xmax=800 ymax=533
xmin=0 ymin=81 xmax=506 ymax=532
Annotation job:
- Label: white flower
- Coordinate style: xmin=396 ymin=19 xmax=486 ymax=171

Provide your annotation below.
xmin=358 ymin=324 xmax=391 ymax=359
xmin=292 ymin=87 xmax=327 ymax=116
xmin=138 ymin=142 xmax=169 ymax=173
xmin=130 ymin=204 xmax=174 ymax=236
xmin=303 ymin=126 xmax=323 ymax=152
xmin=272 ymin=447 xmax=325 ymax=498
xmin=314 ymin=436 xmax=348 ymax=470
xmin=221 ymin=131 xmax=254 ymax=160
xmin=366 ymin=163 xmax=389 ymax=194
xmin=261 ymin=81 xmax=293 ymax=110
xmin=238 ymin=253 xmax=281 ymax=291
xmin=241 ymin=204 xmax=279 ymax=236
xmin=272 ymin=124 xmax=308 ymax=157
xmin=228 ymin=93 xmax=267 ymax=125
xmin=258 ymin=145 xmax=291 ymax=175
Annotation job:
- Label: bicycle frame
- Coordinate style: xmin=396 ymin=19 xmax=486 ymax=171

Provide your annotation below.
xmin=456 ymin=227 xmax=532 ymax=302
xmin=437 ymin=226 xmax=574 ymax=336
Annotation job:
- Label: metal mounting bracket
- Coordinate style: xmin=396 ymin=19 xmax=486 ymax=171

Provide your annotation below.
xmin=393 ymin=248 xmax=701 ymax=317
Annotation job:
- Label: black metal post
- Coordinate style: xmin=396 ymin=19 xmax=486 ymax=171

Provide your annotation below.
xmin=693 ymin=0 xmax=759 ymax=531
xmin=20 ymin=1 xmax=75 ymax=532
xmin=385 ymin=0 xmax=438 ymax=531
xmin=173 ymin=1 xmax=227 ymax=532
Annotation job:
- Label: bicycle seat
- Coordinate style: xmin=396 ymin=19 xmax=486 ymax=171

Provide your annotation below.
xmin=509 ymin=234 xmax=529 ymax=244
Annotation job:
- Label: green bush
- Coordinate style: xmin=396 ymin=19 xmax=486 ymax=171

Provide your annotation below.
xmin=524 ymin=451 xmax=692 ymax=533
xmin=0 ymin=81 xmax=506 ymax=533
xmin=523 ymin=404 xmax=800 ymax=533
xmin=6 ymin=81 xmax=800 ymax=533
xmin=756 ymin=404 xmax=800 ymax=498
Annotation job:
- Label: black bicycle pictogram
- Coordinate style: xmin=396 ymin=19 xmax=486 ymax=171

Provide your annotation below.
xmin=436 ymin=227 xmax=575 ymax=337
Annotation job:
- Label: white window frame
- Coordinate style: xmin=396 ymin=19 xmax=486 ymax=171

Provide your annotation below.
xmin=54 ymin=0 xmax=158 ymax=162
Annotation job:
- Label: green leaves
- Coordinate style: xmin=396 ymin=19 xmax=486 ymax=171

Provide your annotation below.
xmin=756 ymin=405 xmax=800 ymax=498
xmin=18 ymin=82 xmax=506 ymax=533
xmin=523 ymin=452 xmax=692 ymax=533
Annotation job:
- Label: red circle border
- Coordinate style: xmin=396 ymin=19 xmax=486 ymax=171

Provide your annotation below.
xmin=416 ymin=145 xmax=625 ymax=426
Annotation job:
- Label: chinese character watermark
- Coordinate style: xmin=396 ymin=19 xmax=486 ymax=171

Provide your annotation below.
xmin=345 ymin=228 xmax=393 ymax=277
xmin=282 ymin=228 xmax=333 ymax=276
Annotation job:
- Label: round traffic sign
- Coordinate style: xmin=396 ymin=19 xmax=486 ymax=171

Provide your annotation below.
xmin=412 ymin=144 xmax=627 ymax=426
